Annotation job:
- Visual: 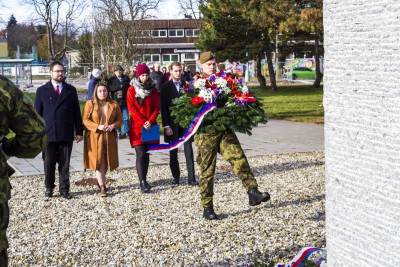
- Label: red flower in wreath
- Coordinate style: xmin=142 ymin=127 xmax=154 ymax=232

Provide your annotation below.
xmin=191 ymin=96 xmax=204 ymax=105
xmin=231 ymin=89 xmax=242 ymax=97
xmin=244 ymin=92 xmax=256 ymax=103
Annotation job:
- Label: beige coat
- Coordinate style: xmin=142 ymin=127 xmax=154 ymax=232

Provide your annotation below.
xmin=82 ymin=100 xmax=122 ymax=171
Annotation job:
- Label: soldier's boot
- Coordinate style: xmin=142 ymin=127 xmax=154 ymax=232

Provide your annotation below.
xmin=203 ymin=205 xmax=218 ymax=220
xmin=248 ymin=188 xmax=271 ymax=206
xmin=139 ymin=179 xmax=151 ymax=193
xmin=0 ymin=250 xmax=8 ymax=267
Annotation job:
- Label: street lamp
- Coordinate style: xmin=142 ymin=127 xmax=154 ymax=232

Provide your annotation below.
xmin=275 ymin=28 xmax=280 ymax=80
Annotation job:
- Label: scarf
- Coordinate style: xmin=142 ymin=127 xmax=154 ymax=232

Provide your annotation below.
xmin=133 ymin=78 xmax=156 ymax=105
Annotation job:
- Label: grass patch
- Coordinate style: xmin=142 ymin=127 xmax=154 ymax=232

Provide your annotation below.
xmin=25 ymin=92 xmax=86 ymax=111
xmin=252 ymin=84 xmax=324 ymax=124
xmin=23 ymin=83 xmax=323 ymax=138
xmin=24 ymin=92 xmax=164 ymax=134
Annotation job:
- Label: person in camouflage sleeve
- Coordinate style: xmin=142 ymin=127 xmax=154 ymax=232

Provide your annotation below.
xmin=196 ymin=52 xmax=270 ymax=220
xmin=0 ymin=75 xmax=47 ymax=266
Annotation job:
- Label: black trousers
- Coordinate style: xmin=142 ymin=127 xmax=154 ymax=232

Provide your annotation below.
xmin=42 ymin=141 xmax=73 ymax=192
xmin=169 ymin=140 xmax=195 ymax=180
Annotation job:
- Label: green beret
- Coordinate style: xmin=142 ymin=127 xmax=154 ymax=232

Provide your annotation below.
xmin=199 ymin=51 xmax=215 ymax=64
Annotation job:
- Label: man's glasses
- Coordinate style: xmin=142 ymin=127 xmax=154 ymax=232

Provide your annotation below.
xmin=52 ymin=70 xmax=64 ymax=73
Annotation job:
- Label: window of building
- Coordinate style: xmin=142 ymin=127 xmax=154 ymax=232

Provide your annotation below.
xmin=151 ymin=30 xmax=167 ymax=37
xmin=169 ymin=29 xmax=184 ymax=37
xmin=144 ymin=54 xmax=160 ymax=62
xmin=185 ymin=29 xmax=200 ymax=37
xmin=184 ymin=53 xmax=195 ymax=60
xmin=162 ymin=54 xmax=179 ymax=62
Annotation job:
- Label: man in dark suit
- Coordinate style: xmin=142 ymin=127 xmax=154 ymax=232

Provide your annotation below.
xmin=108 ymin=65 xmax=131 ymax=139
xmin=34 ymin=61 xmax=83 ymax=199
xmin=160 ymin=61 xmax=199 ymax=186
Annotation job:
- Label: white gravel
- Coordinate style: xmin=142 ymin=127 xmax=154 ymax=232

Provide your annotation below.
xmin=8 ymin=151 xmax=325 ymax=266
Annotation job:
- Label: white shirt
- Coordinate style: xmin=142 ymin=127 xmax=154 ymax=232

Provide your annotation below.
xmin=172 ymin=79 xmax=181 ymax=94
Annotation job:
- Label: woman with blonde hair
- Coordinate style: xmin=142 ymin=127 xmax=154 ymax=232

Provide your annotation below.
xmin=82 ymin=83 xmax=122 ymax=197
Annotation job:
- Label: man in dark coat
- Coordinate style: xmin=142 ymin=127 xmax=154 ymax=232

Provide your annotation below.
xmin=181 ymin=64 xmax=194 ymax=82
xmin=87 ymin=68 xmax=102 ymax=100
xmin=108 ymin=65 xmax=131 ymax=139
xmin=160 ymin=61 xmax=198 ymax=186
xmin=150 ymin=62 xmax=164 ymax=90
xmin=34 ymin=61 xmax=83 ymax=199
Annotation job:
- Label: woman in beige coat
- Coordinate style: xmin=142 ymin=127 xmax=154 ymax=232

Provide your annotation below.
xmin=82 ymin=83 xmax=122 ymax=197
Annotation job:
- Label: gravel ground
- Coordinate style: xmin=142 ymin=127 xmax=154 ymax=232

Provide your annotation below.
xmin=8 ymin=151 xmax=325 ymax=266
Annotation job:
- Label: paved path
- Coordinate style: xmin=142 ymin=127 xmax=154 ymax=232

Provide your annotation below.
xmin=8 ymin=120 xmax=324 ymax=176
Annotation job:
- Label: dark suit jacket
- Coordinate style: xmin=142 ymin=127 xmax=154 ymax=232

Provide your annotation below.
xmin=108 ymin=75 xmax=131 ymax=107
xmin=34 ymin=81 xmax=83 ymax=143
xmin=160 ymin=79 xmax=184 ymax=143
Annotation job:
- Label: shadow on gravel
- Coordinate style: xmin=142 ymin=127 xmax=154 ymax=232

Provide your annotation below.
xmin=252 ymin=160 xmax=325 ymax=174
xmin=221 ymin=194 xmax=325 ymax=220
xmin=269 ymin=194 xmax=325 ymax=209
xmin=215 ymin=160 xmax=324 ymax=178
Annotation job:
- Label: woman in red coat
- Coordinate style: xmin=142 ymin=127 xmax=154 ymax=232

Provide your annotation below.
xmin=127 ymin=64 xmax=160 ymax=193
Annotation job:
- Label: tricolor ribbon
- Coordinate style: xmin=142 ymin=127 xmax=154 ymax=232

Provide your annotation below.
xmin=277 ymin=247 xmax=324 ymax=267
xmin=147 ymin=102 xmax=217 ymax=154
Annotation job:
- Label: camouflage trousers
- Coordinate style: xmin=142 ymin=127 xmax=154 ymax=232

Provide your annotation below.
xmin=0 ymin=177 xmax=11 ymax=267
xmin=0 ymin=194 xmax=9 ymax=267
xmin=194 ymin=131 xmax=258 ymax=208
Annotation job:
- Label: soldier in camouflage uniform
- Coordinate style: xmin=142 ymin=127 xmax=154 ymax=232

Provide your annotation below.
xmin=0 ymin=75 xmax=47 ymax=265
xmin=196 ymin=52 xmax=270 ymax=220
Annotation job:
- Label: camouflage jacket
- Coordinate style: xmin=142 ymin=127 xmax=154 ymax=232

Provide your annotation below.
xmin=0 ymin=75 xmax=47 ymax=199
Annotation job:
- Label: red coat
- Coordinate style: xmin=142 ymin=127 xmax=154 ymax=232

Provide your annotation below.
xmin=127 ymin=85 xmax=160 ymax=146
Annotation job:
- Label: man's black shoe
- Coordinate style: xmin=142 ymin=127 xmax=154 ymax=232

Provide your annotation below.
xmin=140 ymin=181 xmax=151 ymax=193
xmin=248 ymin=188 xmax=270 ymax=206
xmin=61 ymin=191 xmax=72 ymax=199
xmin=171 ymin=178 xmax=180 ymax=185
xmin=188 ymin=179 xmax=199 ymax=186
xmin=45 ymin=189 xmax=53 ymax=198
xmin=203 ymin=206 xmax=218 ymax=220
xmin=118 ymin=134 xmax=126 ymax=139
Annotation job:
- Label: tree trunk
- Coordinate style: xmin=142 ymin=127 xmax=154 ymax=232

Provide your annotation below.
xmin=265 ymin=41 xmax=277 ymax=91
xmin=313 ymin=38 xmax=323 ymax=88
xmin=255 ymin=56 xmax=266 ymax=88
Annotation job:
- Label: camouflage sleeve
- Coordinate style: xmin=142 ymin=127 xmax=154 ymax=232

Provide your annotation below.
xmin=0 ymin=76 xmax=47 ymax=158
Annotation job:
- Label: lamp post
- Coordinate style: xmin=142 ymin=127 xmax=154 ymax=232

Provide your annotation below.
xmin=275 ymin=29 xmax=279 ymax=80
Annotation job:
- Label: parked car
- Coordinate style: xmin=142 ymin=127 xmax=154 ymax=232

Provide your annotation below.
xmin=291 ymin=67 xmax=316 ymax=80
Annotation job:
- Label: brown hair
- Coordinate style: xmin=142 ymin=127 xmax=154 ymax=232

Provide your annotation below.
xmin=49 ymin=61 xmax=64 ymax=71
xmin=170 ymin=61 xmax=181 ymax=68
xmin=92 ymin=82 xmax=112 ymax=104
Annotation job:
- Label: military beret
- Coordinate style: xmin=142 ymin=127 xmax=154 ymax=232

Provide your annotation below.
xmin=199 ymin=51 xmax=215 ymax=64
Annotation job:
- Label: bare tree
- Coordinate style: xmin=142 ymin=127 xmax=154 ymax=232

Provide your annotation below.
xmin=25 ymin=0 xmax=85 ymax=62
xmin=178 ymin=0 xmax=205 ymax=27
xmin=92 ymin=0 xmax=162 ymax=73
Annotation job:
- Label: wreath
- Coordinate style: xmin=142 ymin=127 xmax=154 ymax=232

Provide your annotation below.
xmin=171 ymin=71 xmax=267 ymax=135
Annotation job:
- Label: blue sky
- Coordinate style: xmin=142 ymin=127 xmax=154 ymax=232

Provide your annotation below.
xmin=1 ymin=0 xmax=181 ymax=26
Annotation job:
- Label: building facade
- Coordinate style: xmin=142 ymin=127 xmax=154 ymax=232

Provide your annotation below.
xmin=137 ymin=19 xmax=204 ymax=71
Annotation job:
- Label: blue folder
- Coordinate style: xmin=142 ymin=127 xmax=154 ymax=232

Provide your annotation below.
xmin=142 ymin=125 xmax=160 ymax=142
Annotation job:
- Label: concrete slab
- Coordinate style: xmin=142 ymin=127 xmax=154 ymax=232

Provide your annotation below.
xmin=7 ymin=119 xmax=324 ymax=176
